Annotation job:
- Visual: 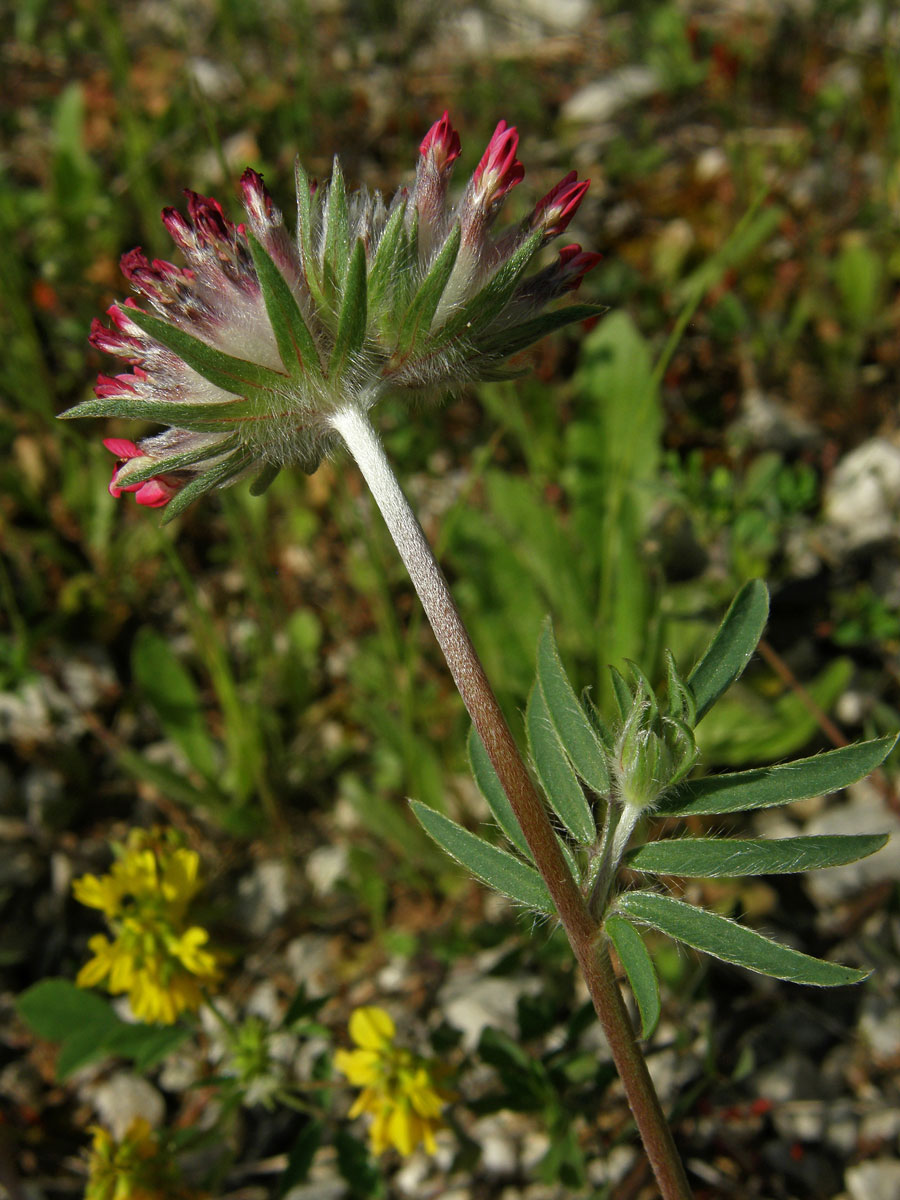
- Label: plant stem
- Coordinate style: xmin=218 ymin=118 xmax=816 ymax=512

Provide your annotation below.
xmin=330 ymin=403 xmax=693 ymax=1200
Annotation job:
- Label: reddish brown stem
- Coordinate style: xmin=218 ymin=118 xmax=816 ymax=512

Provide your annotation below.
xmin=332 ymin=405 xmax=693 ymax=1200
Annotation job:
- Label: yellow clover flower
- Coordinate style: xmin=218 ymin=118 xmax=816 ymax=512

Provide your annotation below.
xmin=73 ymin=828 xmax=223 ymax=1025
xmin=334 ymin=1006 xmax=452 ymax=1157
xmin=84 ymin=1117 xmax=201 ymax=1200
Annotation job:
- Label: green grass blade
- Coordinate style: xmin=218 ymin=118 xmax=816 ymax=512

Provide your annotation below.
xmin=246 ymin=232 xmax=322 ymax=380
xmin=605 ymin=914 xmax=661 ymax=1038
xmin=536 ymin=619 xmax=611 ymax=795
xmin=467 ymin=726 xmax=531 ymax=858
xmin=617 ymin=892 xmax=869 ymax=986
xmin=688 ymin=580 xmax=769 ymax=721
xmin=527 ymin=681 xmax=595 ymax=845
xmin=626 ymin=833 xmax=889 ymax=877
xmin=656 ymin=735 xmax=898 ymax=817
xmin=410 ymin=800 xmax=554 ymax=914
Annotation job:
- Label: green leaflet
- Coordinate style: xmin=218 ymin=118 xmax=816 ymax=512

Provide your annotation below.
xmin=247 ymin=232 xmax=322 ymax=381
xmin=626 ymin=833 xmax=889 ymax=877
xmin=468 ymin=726 xmax=531 ymax=858
xmin=688 ymin=580 xmax=769 ymax=721
xmin=16 ymin=979 xmax=188 ymax=1081
xmin=59 ymin=396 xmax=255 ymax=431
xmin=536 ymin=619 xmax=611 ymax=796
xmin=605 ymin=915 xmax=661 ymax=1038
xmin=526 ymin=681 xmax=596 ymax=845
xmin=294 ymin=161 xmax=314 ymax=270
xmin=125 ymin=308 xmax=287 ymax=395
xmin=410 ymin=800 xmax=554 ymax=914
xmin=329 ymin=240 xmax=368 ymax=377
xmin=617 ymin=891 xmax=868 ymax=986
xmin=656 ymin=735 xmax=898 ymax=816
xmin=395 ymin=224 xmax=461 ymax=356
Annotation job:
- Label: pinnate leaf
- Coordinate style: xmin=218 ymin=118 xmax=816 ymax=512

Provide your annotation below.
xmin=617 ymin=891 xmax=868 ymax=986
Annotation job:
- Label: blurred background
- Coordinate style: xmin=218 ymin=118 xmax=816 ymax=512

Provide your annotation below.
xmin=3 ymin=1 xmax=900 ymax=1197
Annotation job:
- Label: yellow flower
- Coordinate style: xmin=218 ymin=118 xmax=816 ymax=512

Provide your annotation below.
xmin=334 ymin=1006 xmax=453 ymax=1157
xmin=73 ymin=828 xmax=223 ymax=1025
xmin=84 ymin=1117 xmax=201 ymax=1200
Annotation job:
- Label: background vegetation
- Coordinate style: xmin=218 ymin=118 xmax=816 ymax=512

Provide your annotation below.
xmin=3 ymin=1 xmax=900 ymax=1196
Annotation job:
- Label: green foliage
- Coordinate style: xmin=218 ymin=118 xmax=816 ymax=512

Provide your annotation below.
xmin=16 ymin=979 xmax=189 ymax=1079
xmin=418 ymin=582 xmax=892 ymax=1001
xmin=410 ymin=800 xmax=554 ymax=914
xmin=688 ymin=580 xmax=769 ymax=721
xmin=526 ymin=681 xmax=596 ymax=845
xmin=605 ymin=915 xmax=661 ymax=1038
xmin=615 ymin=892 xmax=869 ymax=986
xmin=131 ymin=627 xmax=218 ymax=780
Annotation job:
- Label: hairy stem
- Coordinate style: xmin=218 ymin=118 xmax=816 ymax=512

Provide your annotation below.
xmin=330 ymin=402 xmax=692 ymax=1200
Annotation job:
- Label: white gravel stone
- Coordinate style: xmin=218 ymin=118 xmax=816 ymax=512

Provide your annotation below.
xmin=823 ymin=437 xmax=900 ymax=548
xmin=438 ymin=971 xmax=542 ymax=1051
xmin=562 ymin=68 xmax=660 ymax=124
xmin=802 ymin=782 xmax=900 ymax=906
xmin=858 ymin=992 xmax=900 ymax=1064
xmin=88 ymin=1072 xmax=165 ymax=1139
xmin=285 ymin=933 xmax=334 ymax=994
xmin=236 ymin=859 xmax=293 ymax=936
xmin=846 ymin=1159 xmax=900 ymax=1200
xmin=860 ymin=1105 xmax=900 ymax=1144
xmin=306 ymin=844 xmax=349 ymax=898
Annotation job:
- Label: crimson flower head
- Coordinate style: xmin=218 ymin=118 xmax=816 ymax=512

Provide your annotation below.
xmin=66 ymin=116 xmax=600 ymax=517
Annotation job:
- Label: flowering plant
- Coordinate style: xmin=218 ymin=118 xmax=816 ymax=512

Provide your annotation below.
xmin=334 ymin=1006 xmax=453 ymax=1157
xmin=72 ymin=827 xmax=223 ymax=1024
xmin=50 ymin=115 xmax=894 ymax=1200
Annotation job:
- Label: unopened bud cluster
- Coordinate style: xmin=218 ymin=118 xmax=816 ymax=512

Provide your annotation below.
xmin=66 ymin=115 xmax=601 ymax=519
xmin=611 ymin=656 xmax=698 ymax=812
